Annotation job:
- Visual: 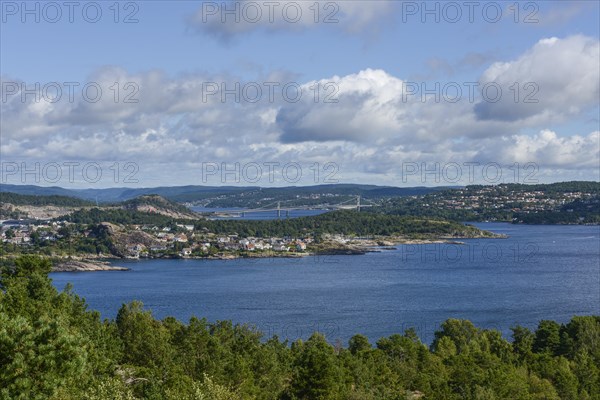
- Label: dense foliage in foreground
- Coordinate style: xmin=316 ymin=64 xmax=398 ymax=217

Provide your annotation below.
xmin=1 ymin=257 xmax=599 ymax=400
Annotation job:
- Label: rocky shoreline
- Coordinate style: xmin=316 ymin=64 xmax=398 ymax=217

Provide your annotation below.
xmin=48 ymin=234 xmax=506 ymax=268
xmin=166 ymin=236 xmax=495 ymax=260
xmin=52 ymin=260 xmax=129 ymax=272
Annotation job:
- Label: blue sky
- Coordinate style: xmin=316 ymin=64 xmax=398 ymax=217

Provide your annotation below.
xmin=1 ymin=1 xmax=599 ymax=187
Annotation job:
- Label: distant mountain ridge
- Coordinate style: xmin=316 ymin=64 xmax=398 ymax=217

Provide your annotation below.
xmin=0 ymin=183 xmax=458 ymax=203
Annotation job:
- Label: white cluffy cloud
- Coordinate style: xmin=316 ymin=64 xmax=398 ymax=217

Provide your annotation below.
xmin=490 ymin=130 xmax=600 ymax=168
xmin=277 ymin=69 xmax=408 ymax=143
xmin=475 ymin=35 xmax=600 ymax=123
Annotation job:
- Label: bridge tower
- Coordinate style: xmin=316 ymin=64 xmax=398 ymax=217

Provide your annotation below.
xmin=277 ymin=202 xmax=281 ymax=218
xmin=356 ymin=195 xmax=361 ymax=212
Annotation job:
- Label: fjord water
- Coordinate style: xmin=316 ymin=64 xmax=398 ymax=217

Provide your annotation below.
xmin=51 ymin=223 xmax=600 ymax=344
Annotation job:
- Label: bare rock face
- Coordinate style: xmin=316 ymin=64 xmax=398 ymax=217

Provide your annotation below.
xmin=0 ymin=202 xmax=80 ymax=219
xmin=122 ymin=195 xmax=200 ymax=219
xmin=90 ymin=222 xmax=162 ymax=257
xmin=52 ymin=260 xmax=129 ymax=272
xmin=99 ymin=222 xmax=119 ymax=235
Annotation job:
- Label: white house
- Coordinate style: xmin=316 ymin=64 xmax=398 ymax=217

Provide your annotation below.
xmin=273 ymin=244 xmax=289 ymax=252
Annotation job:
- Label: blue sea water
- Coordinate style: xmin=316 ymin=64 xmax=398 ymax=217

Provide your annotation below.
xmin=50 ymin=223 xmax=600 ymax=345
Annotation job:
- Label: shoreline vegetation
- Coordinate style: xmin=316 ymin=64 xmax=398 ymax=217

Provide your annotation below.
xmin=1 ymin=255 xmax=599 ymax=399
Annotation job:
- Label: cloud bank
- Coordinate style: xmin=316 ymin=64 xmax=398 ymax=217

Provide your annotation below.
xmin=1 ymin=35 xmax=598 ymax=186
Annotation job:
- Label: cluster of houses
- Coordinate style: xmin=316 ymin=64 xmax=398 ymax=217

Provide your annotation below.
xmin=422 ymin=187 xmax=595 ymax=214
xmin=0 ymin=219 xmax=62 ymax=245
xmin=124 ymin=223 xmax=311 ymax=258
xmin=1 ymin=219 xmax=313 ymax=259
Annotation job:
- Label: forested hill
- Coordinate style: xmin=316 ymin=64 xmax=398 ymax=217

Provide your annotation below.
xmin=0 ymin=192 xmax=93 ymax=207
xmin=62 ymin=208 xmax=495 ymax=238
xmin=1 ymin=256 xmax=599 ymax=399
xmin=494 ymin=181 xmax=600 ymax=193
xmin=195 ymin=210 xmax=495 ymax=238
xmin=379 ymin=181 xmax=600 ymax=224
xmin=0 ymin=193 xmax=198 ymax=220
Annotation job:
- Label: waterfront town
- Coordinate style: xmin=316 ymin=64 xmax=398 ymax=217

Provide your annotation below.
xmin=403 ymin=184 xmax=598 ymax=216
xmin=0 ymin=219 xmax=315 ymax=259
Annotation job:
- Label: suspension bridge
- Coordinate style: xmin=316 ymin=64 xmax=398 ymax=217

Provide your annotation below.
xmin=204 ymin=196 xmax=379 ymax=218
